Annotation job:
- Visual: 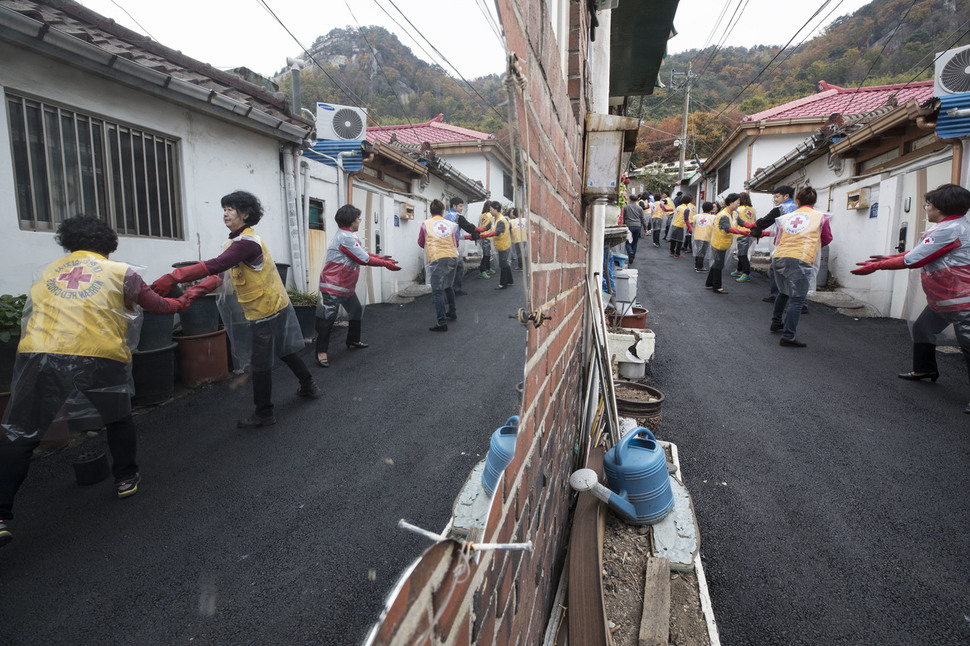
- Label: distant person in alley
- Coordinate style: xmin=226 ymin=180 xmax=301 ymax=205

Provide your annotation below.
xmin=769 ymin=186 xmax=832 ymax=347
xmin=418 ymin=199 xmax=460 ymax=331
xmin=623 ymin=194 xmax=646 ymax=263
xmin=0 ymin=216 xmax=219 ymax=546
xmin=314 ymin=204 xmax=401 ymax=368
xmin=706 ymin=193 xmax=749 ymax=294
xmin=852 ymin=183 xmax=970 ymax=413
xmin=152 ymin=191 xmax=320 ymax=429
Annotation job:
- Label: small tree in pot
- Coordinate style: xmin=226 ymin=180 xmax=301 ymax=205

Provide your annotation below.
xmin=287 ymin=289 xmax=318 ymax=343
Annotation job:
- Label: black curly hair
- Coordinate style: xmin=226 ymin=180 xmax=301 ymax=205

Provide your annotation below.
xmin=221 ymin=191 xmax=264 ymax=225
xmin=335 ymin=204 xmax=361 ymax=228
xmin=56 ymin=215 xmax=119 ymax=256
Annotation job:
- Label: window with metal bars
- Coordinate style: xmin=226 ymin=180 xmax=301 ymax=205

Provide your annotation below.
xmin=7 ymin=93 xmax=183 ymax=239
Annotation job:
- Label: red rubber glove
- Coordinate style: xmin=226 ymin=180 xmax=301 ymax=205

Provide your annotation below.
xmin=151 ymin=262 xmax=210 ymax=296
xmin=851 ymin=255 xmax=907 ymax=275
xmin=370 ymin=257 xmax=401 ymax=271
xmin=727 ymin=227 xmax=750 ymax=236
xmin=179 ymin=275 xmax=223 ymax=304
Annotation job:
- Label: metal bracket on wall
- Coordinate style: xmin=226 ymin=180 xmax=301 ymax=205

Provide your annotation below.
xmin=512 ymin=308 xmax=552 ymax=328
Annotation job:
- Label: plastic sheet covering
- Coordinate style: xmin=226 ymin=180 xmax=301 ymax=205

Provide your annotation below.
xmin=1 ymin=259 xmax=146 ymax=440
xmin=216 ymin=276 xmax=304 ymax=372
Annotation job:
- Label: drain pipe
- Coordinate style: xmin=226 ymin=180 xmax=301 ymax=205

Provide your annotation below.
xmin=283 ymin=143 xmax=306 ymax=292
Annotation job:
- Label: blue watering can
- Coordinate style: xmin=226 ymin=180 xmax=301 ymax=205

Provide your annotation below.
xmin=481 ymin=415 xmax=519 ymax=496
xmin=569 ymin=427 xmax=674 ymax=525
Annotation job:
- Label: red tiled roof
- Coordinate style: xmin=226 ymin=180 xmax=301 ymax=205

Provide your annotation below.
xmin=366 ymin=114 xmax=495 ymax=145
xmin=742 ymin=80 xmax=935 ymax=122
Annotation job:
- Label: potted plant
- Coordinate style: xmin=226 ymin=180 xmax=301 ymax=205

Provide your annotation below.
xmin=0 ymin=294 xmax=26 ymax=392
xmin=287 ymin=289 xmax=318 ymax=343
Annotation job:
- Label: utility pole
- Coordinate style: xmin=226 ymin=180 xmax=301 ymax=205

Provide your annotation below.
xmin=671 ymin=62 xmax=695 ymax=183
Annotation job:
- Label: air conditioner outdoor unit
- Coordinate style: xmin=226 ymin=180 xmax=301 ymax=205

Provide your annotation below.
xmin=934 ymin=45 xmax=970 ymax=97
xmin=316 ymin=103 xmax=368 ymax=141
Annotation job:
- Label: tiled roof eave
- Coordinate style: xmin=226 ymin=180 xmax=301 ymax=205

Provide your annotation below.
xmin=0 ymin=1 xmax=311 ymax=142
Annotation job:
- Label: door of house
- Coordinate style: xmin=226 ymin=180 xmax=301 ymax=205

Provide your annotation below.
xmin=351 ymin=184 xmax=386 ymax=306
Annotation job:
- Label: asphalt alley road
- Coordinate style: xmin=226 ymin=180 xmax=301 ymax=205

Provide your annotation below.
xmin=0 ymin=271 xmax=526 ymax=645
xmin=630 ymin=244 xmax=970 ymax=645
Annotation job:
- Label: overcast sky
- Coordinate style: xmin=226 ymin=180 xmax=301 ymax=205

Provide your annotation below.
xmin=77 ymin=0 xmax=875 ymax=81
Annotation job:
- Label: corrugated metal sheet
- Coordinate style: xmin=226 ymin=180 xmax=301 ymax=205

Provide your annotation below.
xmin=936 ymin=93 xmax=970 ymax=139
xmin=303 ymin=140 xmax=364 ymax=171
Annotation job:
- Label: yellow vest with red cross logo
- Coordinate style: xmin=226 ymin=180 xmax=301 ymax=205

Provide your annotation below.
xmin=20 ymin=251 xmax=130 ymax=363
xmin=423 ymin=216 xmax=459 ymax=263
xmin=492 ymin=214 xmax=511 ymax=251
xmin=774 ymin=207 xmax=825 ymax=264
xmin=226 ymin=228 xmax=289 ymax=321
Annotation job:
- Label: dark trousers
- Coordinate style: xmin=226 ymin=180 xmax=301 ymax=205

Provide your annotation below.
xmin=669 ymin=240 xmax=683 ymax=256
xmin=315 ymin=294 xmax=363 ymax=355
xmin=497 ymin=248 xmax=513 ymax=287
xmin=736 ymin=238 xmax=752 ymax=274
xmin=252 ymin=353 xmax=312 ymax=418
xmin=0 ymin=413 xmax=137 ymax=520
xmin=911 ymin=307 xmax=970 ymax=386
xmin=625 ymin=227 xmax=642 ymax=261
xmin=430 ymin=258 xmax=458 ymax=325
xmin=479 ymin=241 xmax=492 ymax=272
xmin=652 ymin=227 xmax=662 ymax=245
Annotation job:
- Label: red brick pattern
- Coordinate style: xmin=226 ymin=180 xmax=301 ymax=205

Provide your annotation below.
xmin=368 ymin=1 xmax=590 ymax=643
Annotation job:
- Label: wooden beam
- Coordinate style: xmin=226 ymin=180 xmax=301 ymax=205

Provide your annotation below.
xmin=567 ymin=447 xmax=610 ymax=646
xmin=638 ymin=556 xmax=671 ymax=646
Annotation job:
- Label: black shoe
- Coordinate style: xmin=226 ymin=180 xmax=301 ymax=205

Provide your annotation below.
xmin=0 ymin=519 xmax=12 ymax=547
xmin=897 ymin=371 xmax=939 ymax=382
xmin=770 ymin=323 xmax=784 ymax=332
xmin=429 ymin=324 xmax=448 ymax=332
xmin=238 ymin=414 xmax=277 ymax=428
xmin=455 ymin=290 xmax=468 ymax=296
xmin=802 ymin=305 xmax=809 ymax=314
xmin=762 ymin=296 xmax=775 ymax=303
xmin=779 ymin=338 xmax=806 ymax=347
xmin=346 ymin=341 xmax=369 ymax=350
xmin=297 ymin=381 xmax=321 ymax=399
xmin=495 ymin=285 xmax=507 ymax=290
xmin=713 ymin=288 xmax=728 ymax=294
xmin=446 ymin=312 xmax=457 ymax=321
xmin=116 ymin=473 xmax=141 ymax=499
xmin=316 ymin=357 xmax=329 ymax=368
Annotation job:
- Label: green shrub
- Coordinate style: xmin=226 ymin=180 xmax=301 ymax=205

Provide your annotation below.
xmin=0 ymin=294 xmax=27 ymax=343
xmin=287 ymin=289 xmax=318 ymax=306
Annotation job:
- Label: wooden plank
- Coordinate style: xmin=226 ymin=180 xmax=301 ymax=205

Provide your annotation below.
xmin=567 ymin=447 xmax=610 ymax=646
xmin=638 ymin=556 xmax=671 ymax=646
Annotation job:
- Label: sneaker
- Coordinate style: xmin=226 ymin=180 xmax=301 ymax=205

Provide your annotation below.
xmin=780 ymin=338 xmax=807 ymax=348
xmin=116 ymin=473 xmax=141 ymax=499
xmin=297 ymin=381 xmax=321 ymax=399
xmin=0 ymin=519 xmax=11 ymax=547
xmin=730 ymin=270 xmax=742 ymax=277
xmin=770 ymin=322 xmax=784 ymax=332
xmin=479 ymin=272 xmax=491 ymax=279
xmin=736 ymin=274 xmax=751 ymax=282
xmin=486 ymin=270 xmax=496 ymax=276
xmin=446 ymin=312 xmax=457 ymax=320
xmin=238 ymin=414 xmax=277 ymax=428
xmin=429 ymin=324 xmax=448 ymax=332
xmin=454 ymin=290 xmax=468 ymax=296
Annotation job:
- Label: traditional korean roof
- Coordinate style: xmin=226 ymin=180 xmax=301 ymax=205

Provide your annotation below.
xmin=743 ymin=80 xmax=935 ymax=122
xmin=366 ymin=114 xmax=496 ymax=145
xmin=0 ymin=0 xmax=312 ymax=141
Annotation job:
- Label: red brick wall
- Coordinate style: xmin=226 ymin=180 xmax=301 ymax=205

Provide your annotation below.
xmin=368 ymin=2 xmax=590 ymax=643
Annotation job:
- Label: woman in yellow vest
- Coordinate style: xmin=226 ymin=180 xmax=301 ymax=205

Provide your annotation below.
xmin=487 ymin=202 xmax=513 ymax=289
xmin=689 ymin=201 xmax=717 ymax=272
xmin=650 ymin=198 xmax=664 ymax=247
xmin=509 ymin=207 xmax=527 ymax=270
xmin=0 ymin=216 xmax=218 ymax=544
xmin=668 ymin=196 xmax=694 ymax=258
xmin=705 ymin=194 xmax=752 ymax=294
xmin=770 ymin=186 xmax=833 ymax=347
xmin=477 ymin=203 xmax=495 ymax=278
xmin=152 ymin=191 xmax=320 ymax=428
xmin=732 ymin=192 xmax=757 ymax=282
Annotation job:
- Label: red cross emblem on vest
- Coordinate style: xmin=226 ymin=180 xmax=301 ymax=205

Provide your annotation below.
xmin=58 ymin=266 xmax=93 ymax=290
xmin=433 ymin=221 xmax=451 ymax=237
xmin=785 ymin=214 xmax=809 ymax=234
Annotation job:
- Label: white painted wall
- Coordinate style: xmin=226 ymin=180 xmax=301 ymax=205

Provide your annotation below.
xmin=0 ymin=42 xmax=292 ymax=294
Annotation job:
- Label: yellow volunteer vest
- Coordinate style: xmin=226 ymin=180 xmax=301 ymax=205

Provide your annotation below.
xmin=651 ymin=204 xmax=663 ymax=220
xmin=20 ymin=251 xmax=130 ymax=363
xmin=672 ymin=204 xmax=691 ymax=228
xmin=226 ymin=228 xmax=289 ymax=321
xmin=478 ymin=212 xmax=494 ymax=233
xmin=423 ymin=216 xmax=459 ymax=263
xmin=774 ymin=207 xmax=825 ymax=264
xmin=735 ymin=205 xmax=756 ymax=227
xmin=492 ymin=214 xmax=511 ymax=251
xmin=510 ymin=218 xmax=526 ymax=243
xmin=691 ymin=211 xmax=714 ymax=242
xmin=710 ymin=210 xmax=736 ymax=251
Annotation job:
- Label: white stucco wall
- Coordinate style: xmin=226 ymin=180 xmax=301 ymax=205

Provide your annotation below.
xmin=0 ymin=42 xmax=292 ymax=294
